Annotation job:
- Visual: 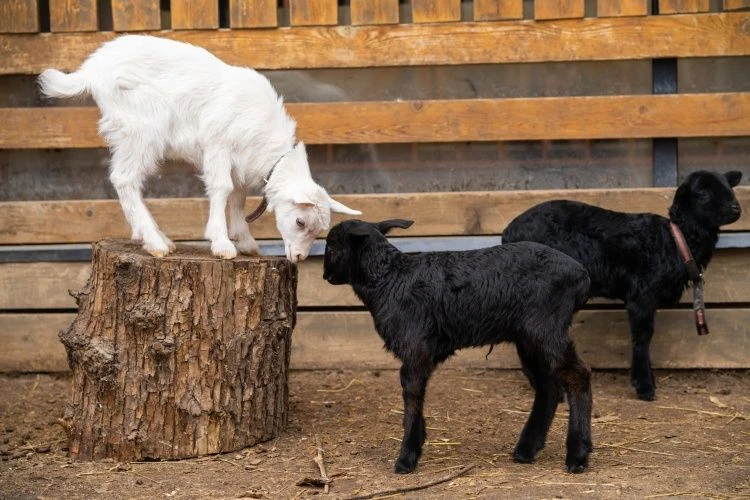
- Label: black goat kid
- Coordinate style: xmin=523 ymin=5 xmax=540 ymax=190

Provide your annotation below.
xmin=503 ymin=170 xmax=743 ymax=401
xmin=324 ymin=219 xmax=593 ymax=474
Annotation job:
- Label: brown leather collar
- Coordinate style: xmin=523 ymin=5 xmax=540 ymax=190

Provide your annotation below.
xmin=669 ymin=221 xmax=709 ymax=335
xmin=669 ymin=221 xmax=701 ymax=281
xmin=245 ymin=145 xmax=296 ymax=223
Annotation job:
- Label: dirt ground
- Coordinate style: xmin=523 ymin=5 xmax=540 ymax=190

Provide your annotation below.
xmin=1 ymin=369 xmax=748 ymax=499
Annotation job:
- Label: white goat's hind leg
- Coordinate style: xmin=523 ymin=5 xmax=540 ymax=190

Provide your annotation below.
xmin=109 ymin=153 xmax=171 ymax=257
xmin=203 ymin=152 xmax=237 ymax=259
xmin=228 ymin=187 xmax=260 ymax=255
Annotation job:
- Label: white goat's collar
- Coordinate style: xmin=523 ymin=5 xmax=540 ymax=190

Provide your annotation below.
xmin=245 ymin=143 xmax=298 ymax=223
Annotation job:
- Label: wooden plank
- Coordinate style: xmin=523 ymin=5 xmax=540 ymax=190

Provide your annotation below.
xmin=0 ymin=0 xmax=38 ymax=33
xmin=2 ymin=13 xmax=749 ymax=73
xmin=473 ymin=0 xmax=524 ymax=21
xmin=4 ymin=93 xmax=749 ymax=149
xmin=3 ymin=309 xmax=749 ymax=372
xmin=0 ymin=314 xmax=72 ymax=372
xmin=111 ymin=0 xmax=160 ymax=31
xmin=597 ymin=0 xmax=649 ymax=17
xmin=350 ymin=0 xmax=400 ymax=25
xmin=412 ymin=0 xmax=462 ymax=23
xmin=289 ymin=0 xmax=338 ymax=26
xmin=1 ymin=187 xmax=749 ymax=244
xmin=535 ymin=0 xmax=585 ymax=19
xmin=171 ymin=0 xmax=219 ymax=30
xmin=49 ymin=0 xmax=98 ymax=32
xmin=3 ymin=249 xmax=748 ymax=310
xmin=659 ymin=0 xmax=711 ymax=13
xmin=724 ymin=0 xmax=750 ymax=10
xmin=229 ymin=0 xmax=277 ymax=28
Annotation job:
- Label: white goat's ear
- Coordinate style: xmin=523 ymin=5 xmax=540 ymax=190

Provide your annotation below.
xmin=328 ymin=196 xmax=361 ymax=215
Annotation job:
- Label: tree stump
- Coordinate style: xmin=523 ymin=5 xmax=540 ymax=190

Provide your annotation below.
xmin=59 ymin=239 xmax=297 ymax=461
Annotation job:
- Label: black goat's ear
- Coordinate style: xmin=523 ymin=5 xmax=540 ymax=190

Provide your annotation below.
xmin=725 ymin=171 xmax=742 ymax=187
xmin=377 ymin=219 xmax=414 ymax=235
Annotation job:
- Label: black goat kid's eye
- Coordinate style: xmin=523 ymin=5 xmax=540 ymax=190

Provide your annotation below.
xmin=296 ymin=218 xmax=305 ymax=228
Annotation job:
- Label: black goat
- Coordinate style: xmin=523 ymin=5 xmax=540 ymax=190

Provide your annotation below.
xmin=503 ymin=170 xmax=743 ymax=401
xmin=323 ymin=219 xmax=593 ymax=474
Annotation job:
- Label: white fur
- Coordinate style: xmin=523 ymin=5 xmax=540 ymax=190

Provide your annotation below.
xmin=38 ymin=35 xmax=360 ymax=261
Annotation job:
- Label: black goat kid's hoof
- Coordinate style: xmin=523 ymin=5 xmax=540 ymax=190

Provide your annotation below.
xmin=512 ymin=440 xmax=544 ymax=464
xmin=636 ymin=388 xmax=656 ymax=401
xmin=394 ymin=453 xmax=419 ymax=474
xmin=565 ymin=453 xmax=589 ymax=473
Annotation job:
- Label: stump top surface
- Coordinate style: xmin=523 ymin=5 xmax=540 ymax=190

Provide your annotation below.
xmin=96 ymin=239 xmax=290 ymax=264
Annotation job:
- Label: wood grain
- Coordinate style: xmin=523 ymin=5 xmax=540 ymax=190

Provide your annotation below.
xmin=723 ymin=0 xmax=750 ymax=9
xmin=597 ymin=0 xmax=649 ymax=17
xmin=2 ymin=249 xmax=748 ymax=310
xmin=535 ymin=0 xmax=585 ymax=19
xmin=111 ymin=0 xmax=160 ymax=31
xmin=0 ymin=0 xmax=38 ymax=33
xmin=229 ymin=0 xmax=277 ymax=28
xmin=49 ymin=0 xmax=98 ymax=32
xmin=171 ymin=0 xmax=219 ymax=30
xmin=3 ymin=13 xmax=747 ymax=73
xmin=412 ymin=0 xmax=462 ymax=23
xmin=1 ymin=188 xmax=749 ymax=244
xmin=3 ymin=308 xmax=748 ymax=372
xmin=473 ymin=0 xmax=524 ymax=20
xmin=4 ymin=93 xmax=749 ymax=149
xmin=659 ymin=0 xmax=710 ymax=13
xmin=289 ymin=0 xmax=338 ymax=26
xmin=350 ymin=0 xmax=400 ymax=25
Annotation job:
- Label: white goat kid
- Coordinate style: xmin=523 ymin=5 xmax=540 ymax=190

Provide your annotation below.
xmin=38 ymin=34 xmax=360 ymax=262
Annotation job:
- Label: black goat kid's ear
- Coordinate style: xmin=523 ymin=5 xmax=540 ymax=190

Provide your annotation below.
xmin=377 ymin=219 xmax=414 ymax=235
xmin=725 ymin=171 xmax=742 ymax=188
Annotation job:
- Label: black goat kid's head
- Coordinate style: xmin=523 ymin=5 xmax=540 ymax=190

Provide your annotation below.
xmin=323 ymin=219 xmax=414 ymax=285
xmin=671 ymin=170 xmax=743 ymax=228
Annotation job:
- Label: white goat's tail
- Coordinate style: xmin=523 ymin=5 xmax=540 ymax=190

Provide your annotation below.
xmin=38 ymin=68 xmax=89 ymax=99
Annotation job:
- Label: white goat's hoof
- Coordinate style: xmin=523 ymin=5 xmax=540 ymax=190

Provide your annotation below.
xmin=158 ymin=231 xmax=177 ymax=252
xmin=236 ymin=239 xmax=260 ymax=256
xmin=144 ymin=243 xmax=170 ymax=258
xmin=212 ymin=240 xmax=238 ymax=259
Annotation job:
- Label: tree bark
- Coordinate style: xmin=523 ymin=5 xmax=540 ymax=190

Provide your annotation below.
xmin=59 ymin=239 xmax=297 ymax=461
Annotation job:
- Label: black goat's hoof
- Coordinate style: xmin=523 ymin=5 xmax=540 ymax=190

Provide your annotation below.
xmin=512 ymin=441 xmax=543 ymax=464
xmin=636 ymin=389 xmax=656 ymax=401
xmin=394 ymin=454 xmax=418 ymax=474
xmin=565 ymin=453 xmax=589 ymax=473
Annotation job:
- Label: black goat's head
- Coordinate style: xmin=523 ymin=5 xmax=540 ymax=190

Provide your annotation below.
xmin=323 ymin=219 xmax=414 ymax=285
xmin=670 ymin=170 xmax=743 ymax=228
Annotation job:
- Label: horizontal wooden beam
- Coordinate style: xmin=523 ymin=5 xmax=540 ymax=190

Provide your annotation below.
xmin=0 ymin=13 xmax=747 ymax=74
xmin=2 ymin=249 xmax=749 ymax=310
xmin=2 ymin=308 xmax=748 ymax=372
xmin=2 ymin=93 xmax=750 ymax=149
xmin=2 ymin=188 xmax=749 ymax=244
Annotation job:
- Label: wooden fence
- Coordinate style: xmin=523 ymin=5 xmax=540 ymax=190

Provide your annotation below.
xmin=1 ymin=0 xmax=749 ymax=373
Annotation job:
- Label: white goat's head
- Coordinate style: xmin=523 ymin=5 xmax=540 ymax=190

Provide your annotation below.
xmin=266 ymin=143 xmax=361 ymax=263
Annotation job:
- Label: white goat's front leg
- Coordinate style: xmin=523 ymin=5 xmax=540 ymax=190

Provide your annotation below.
xmin=228 ymin=187 xmax=260 ymax=255
xmin=203 ymin=151 xmax=237 ymax=259
xmin=109 ymin=150 xmax=173 ymax=257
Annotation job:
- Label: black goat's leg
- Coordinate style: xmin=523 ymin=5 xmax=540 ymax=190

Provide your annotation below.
xmin=394 ymin=358 xmax=433 ymax=474
xmin=557 ymin=342 xmax=593 ymax=473
xmin=513 ymin=344 xmax=560 ymax=464
xmin=626 ymin=302 xmax=657 ymax=401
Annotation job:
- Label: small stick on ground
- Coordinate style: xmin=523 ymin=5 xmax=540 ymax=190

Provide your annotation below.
xmin=344 ymin=464 xmax=476 ymax=500
xmin=314 ymin=435 xmax=331 ymax=494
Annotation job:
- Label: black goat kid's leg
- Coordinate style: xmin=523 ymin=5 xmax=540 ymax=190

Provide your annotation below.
xmin=557 ymin=342 xmax=593 ymax=473
xmin=513 ymin=345 xmax=560 ymax=464
xmin=626 ymin=303 xmax=657 ymax=401
xmin=395 ymin=360 xmax=433 ymax=474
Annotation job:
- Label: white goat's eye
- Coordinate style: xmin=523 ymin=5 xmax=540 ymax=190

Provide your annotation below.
xmin=296 ymin=218 xmax=306 ymax=228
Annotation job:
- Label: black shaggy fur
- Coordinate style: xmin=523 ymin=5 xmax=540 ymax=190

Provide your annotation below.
xmin=503 ymin=170 xmax=743 ymax=401
xmin=323 ymin=219 xmax=593 ymax=474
